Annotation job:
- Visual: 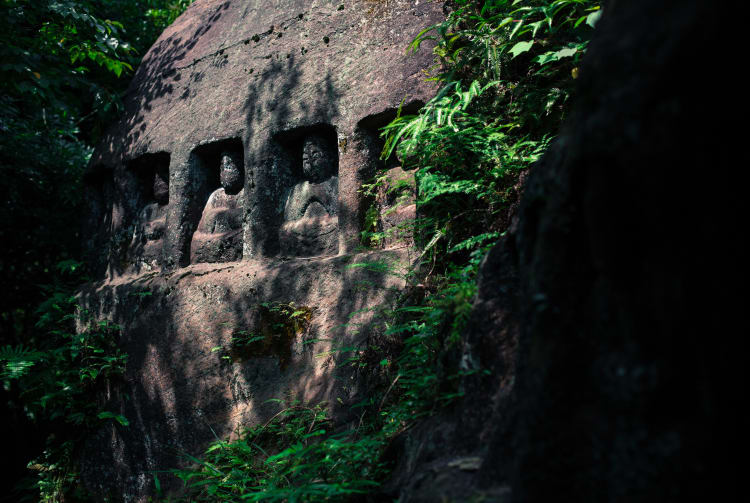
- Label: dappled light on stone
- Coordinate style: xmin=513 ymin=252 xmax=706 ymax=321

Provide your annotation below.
xmin=77 ymin=0 xmax=443 ymax=499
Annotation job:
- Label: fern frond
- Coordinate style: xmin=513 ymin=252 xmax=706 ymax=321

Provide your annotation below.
xmin=0 ymin=344 xmax=45 ymax=380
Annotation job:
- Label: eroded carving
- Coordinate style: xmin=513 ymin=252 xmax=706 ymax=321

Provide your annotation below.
xmin=82 ymin=167 xmax=115 ymax=276
xmin=128 ymin=154 xmax=170 ymax=270
xmin=355 ymin=106 xmax=423 ymax=249
xmin=373 ymin=165 xmax=416 ymax=247
xmin=191 ymin=149 xmax=245 ymax=263
xmin=279 ymin=133 xmax=339 ymax=257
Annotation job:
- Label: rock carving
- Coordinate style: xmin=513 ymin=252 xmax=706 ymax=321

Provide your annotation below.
xmin=130 ymin=165 xmax=169 ymax=269
xmin=191 ymin=150 xmax=245 ymax=263
xmin=279 ymin=134 xmax=339 ymax=256
xmin=78 ymin=0 xmax=444 ymax=497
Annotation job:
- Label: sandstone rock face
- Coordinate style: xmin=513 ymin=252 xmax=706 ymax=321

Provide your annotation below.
xmin=79 ymin=0 xmax=442 ymax=499
xmin=79 ymin=252 xmax=412 ymax=500
xmin=500 ymin=1 xmax=738 ymax=498
xmin=84 ymin=0 xmax=439 ymax=275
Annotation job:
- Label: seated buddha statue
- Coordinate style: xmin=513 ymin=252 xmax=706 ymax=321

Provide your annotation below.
xmin=129 ymin=167 xmax=168 ymax=270
xmin=279 ymin=133 xmax=339 ymax=257
xmin=190 ymin=151 xmax=245 ymax=263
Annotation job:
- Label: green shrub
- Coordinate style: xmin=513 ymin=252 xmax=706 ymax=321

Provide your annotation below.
xmin=169 ymin=400 xmax=385 ymax=501
xmin=1 ymin=262 xmax=128 ymax=501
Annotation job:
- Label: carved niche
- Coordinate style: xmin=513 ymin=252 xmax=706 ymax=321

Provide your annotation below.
xmin=190 ymin=139 xmax=245 ymax=264
xmin=82 ymin=166 xmax=115 ymax=277
xmin=355 ymin=108 xmax=420 ymax=249
xmin=277 ymin=127 xmax=340 ymax=257
xmin=126 ymin=153 xmax=170 ymax=270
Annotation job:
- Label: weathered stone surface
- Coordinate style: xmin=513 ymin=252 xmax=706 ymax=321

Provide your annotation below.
xmin=84 ymin=0 xmax=442 ymax=274
xmin=79 ymin=251 xmax=409 ymax=500
xmin=79 ymin=0 xmax=443 ymax=500
xmin=497 ymin=1 xmax=739 ymax=498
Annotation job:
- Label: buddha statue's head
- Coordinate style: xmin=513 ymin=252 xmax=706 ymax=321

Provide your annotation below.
xmin=153 ymin=166 xmax=169 ymax=205
xmin=219 ymin=151 xmax=243 ymax=194
xmin=301 ymin=134 xmax=336 ymax=183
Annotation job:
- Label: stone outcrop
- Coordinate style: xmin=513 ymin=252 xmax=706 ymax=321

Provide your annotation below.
xmin=79 ymin=0 xmax=443 ymax=500
xmin=388 ymin=0 xmax=740 ymax=501
xmin=83 ymin=0 xmax=440 ymax=275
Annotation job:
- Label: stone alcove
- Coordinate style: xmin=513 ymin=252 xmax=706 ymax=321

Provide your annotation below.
xmin=189 ymin=138 xmax=245 ymax=264
xmin=126 ymin=152 xmax=170 ymax=269
xmin=82 ymin=166 xmax=115 ymax=276
xmin=355 ymin=102 xmax=423 ymax=248
xmin=273 ymin=124 xmax=340 ymax=258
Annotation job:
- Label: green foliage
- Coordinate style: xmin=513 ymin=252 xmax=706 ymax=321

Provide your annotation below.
xmin=1 ymin=275 xmax=126 ymax=409
xmin=374 ymin=78 xmax=549 ymax=270
xmin=27 ymin=440 xmax=90 ymax=503
xmin=358 ymin=172 xmax=417 ymax=248
xmin=1 ymin=3 xmax=194 ymax=494
xmin=363 ymin=0 xmax=601 ymax=464
xmin=375 ymin=247 xmax=488 ymax=423
xmin=373 ymin=0 xmax=601 ymax=397
xmin=411 ymin=0 xmax=599 ymax=82
xmin=212 ymin=303 xmax=313 ymax=369
xmin=0 ymin=344 xmax=45 ymax=380
xmin=259 ymin=302 xmax=313 ymax=336
xmin=0 ymin=0 xmax=196 ymax=347
xmin=0 ymin=265 xmax=128 ymax=500
xmin=170 ymin=400 xmax=385 ymax=501
xmin=144 ymin=0 xmax=195 ymax=30
xmin=173 ymin=247 xmax=491 ymax=500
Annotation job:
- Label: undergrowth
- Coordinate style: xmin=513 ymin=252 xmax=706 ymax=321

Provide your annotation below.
xmin=169 ymin=0 xmax=601 ymax=500
xmin=167 ymin=400 xmax=385 ymax=501
xmin=1 ymin=261 xmax=128 ymax=501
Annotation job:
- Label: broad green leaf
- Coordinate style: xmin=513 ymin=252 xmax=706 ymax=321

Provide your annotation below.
xmin=528 ymin=20 xmax=544 ymax=37
xmin=586 ymin=10 xmax=602 ymax=28
xmin=509 ymin=40 xmax=533 ymax=59
xmin=98 ymin=411 xmax=130 ymax=426
xmin=509 ymin=19 xmax=524 ymax=39
xmin=534 ymin=46 xmax=578 ymax=65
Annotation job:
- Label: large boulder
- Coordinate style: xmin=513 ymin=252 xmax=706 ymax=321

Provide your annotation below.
xmin=78 ymin=0 xmax=443 ymax=500
xmin=502 ymin=0 xmax=740 ymax=499
xmin=390 ymin=0 xmax=740 ymax=501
